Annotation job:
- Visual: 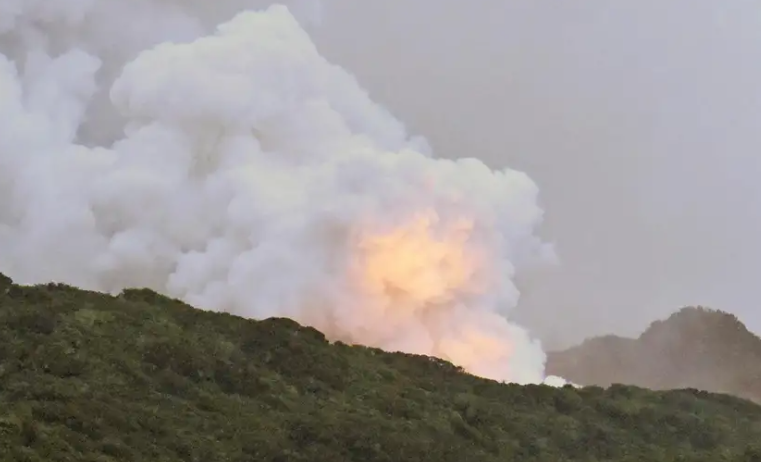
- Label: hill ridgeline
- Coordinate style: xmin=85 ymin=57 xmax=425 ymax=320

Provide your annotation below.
xmin=1 ymin=274 xmax=761 ymax=461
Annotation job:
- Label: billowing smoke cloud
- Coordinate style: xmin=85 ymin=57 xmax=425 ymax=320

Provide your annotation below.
xmin=0 ymin=2 xmax=565 ymax=384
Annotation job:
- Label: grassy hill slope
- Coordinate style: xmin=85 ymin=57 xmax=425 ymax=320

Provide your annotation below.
xmin=546 ymin=306 xmax=761 ymax=403
xmin=2 ymin=274 xmax=761 ymax=461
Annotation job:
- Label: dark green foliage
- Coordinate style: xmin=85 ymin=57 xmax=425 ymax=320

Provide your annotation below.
xmin=1 ymin=276 xmax=760 ymax=461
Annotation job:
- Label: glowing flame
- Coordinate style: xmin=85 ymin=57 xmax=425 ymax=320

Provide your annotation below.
xmin=356 ymin=210 xmax=479 ymax=307
xmin=341 ymin=209 xmax=553 ymax=384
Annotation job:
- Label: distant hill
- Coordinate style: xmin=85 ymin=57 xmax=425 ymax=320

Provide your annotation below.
xmin=2 ymin=275 xmax=761 ymax=461
xmin=546 ymin=306 xmax=761 ymax=402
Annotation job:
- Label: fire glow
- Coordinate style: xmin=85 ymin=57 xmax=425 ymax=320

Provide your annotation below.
xmin=357 ymin=211 xmax=478 ymax=307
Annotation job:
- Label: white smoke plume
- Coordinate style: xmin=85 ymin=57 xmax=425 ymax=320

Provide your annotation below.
xmin=0 ymin=1 xmax=564 ymax=385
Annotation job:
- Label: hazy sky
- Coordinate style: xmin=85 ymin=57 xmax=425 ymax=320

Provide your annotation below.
xmin=306 ymin=1 xmax=761 ymax=347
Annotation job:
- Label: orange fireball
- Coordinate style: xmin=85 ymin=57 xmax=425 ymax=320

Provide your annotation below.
xmin=356 ymin=210 xmax=478 ymax=307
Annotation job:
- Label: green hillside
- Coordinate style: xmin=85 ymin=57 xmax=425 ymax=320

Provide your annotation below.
xmin=547 ymin=306 xmax=761 ymax=403
xmin=1 ymin=274 xmax=761 ymax=462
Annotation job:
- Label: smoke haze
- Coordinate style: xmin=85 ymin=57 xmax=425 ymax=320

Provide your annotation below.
xmin=308 ymin=0 xmax=761 ymax=348
xmin=0 ymin=1 xmax=568 ymax=384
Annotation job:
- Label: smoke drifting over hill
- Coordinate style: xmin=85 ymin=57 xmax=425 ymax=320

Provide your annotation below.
xmin=0 ymin=1 xmax=566 ymax=384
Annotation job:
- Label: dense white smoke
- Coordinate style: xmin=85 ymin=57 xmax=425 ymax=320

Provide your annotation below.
xmin=0 ymin=2 xmax=564 ymax=384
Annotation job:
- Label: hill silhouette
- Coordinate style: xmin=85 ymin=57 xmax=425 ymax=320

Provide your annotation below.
xmin=2 ymin=275 xmax=761 ymax=461
xmin=546 ymin=306 xmax=761 ymax=402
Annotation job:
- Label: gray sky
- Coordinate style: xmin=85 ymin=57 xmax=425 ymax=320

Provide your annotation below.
xmin=307 ymin=1 xmax=761 ymax=347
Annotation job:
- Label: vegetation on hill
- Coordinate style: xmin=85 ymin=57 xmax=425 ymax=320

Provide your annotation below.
xmin=546 ymin=306 xmax=761 ymax=403
xmin=2 ymin=274 xmax=761 ymax=461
